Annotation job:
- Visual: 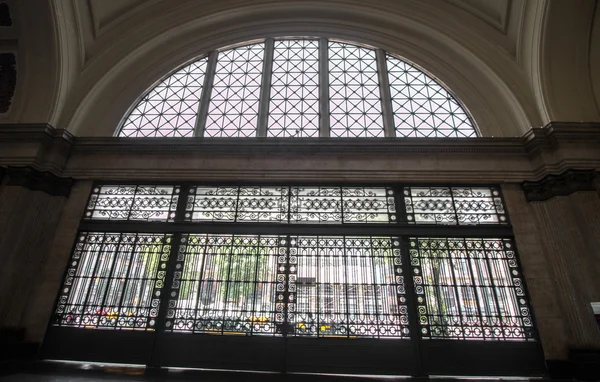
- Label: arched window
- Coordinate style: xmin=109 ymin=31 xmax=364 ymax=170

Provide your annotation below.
xmin=118 ymin=38 xmax=477 ymax=138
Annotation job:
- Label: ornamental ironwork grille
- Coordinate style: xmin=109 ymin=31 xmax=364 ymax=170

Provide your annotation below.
xmin=117 ymin=38 xmax=477 ymax=138
xmin=52 ymin=183 xmax=535 ymax=343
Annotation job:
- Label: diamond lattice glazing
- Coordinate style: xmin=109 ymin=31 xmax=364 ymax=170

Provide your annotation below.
xmin=119 ymin=60 xmax=208 ymax=137
xmin=329 ymin=42 xmax=384 ymax=138
xmin=386 ymin=55 xmax=476 ymax=138
xmin=205 ymin=44 xmax=265 ymax=137
xmin=268 ymin=40 xmax=319 ymax=137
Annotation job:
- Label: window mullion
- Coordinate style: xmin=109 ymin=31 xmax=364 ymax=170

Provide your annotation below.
xmin=319 ymin=38 xmax=330 ymax=137
xmin=394 ymin=185 xmax=408 ymax=224
xmin=194 ymin=50 xmax=218 ymax=138
xmin=376 ymin=50 xmax=395 ymax=137
xmin=401 ymin=237 xmax=425 ymax=376
xmin=257 ymin=38 xmax=275 ymax=137
xmin=148 ymin=232 xmax=183 ymax=367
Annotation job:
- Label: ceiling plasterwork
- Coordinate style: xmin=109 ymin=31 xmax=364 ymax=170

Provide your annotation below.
xmin=445 ymin=0 xmax=512 ymax=33
xmin=80 ymin=0 xmax=525 ymax=63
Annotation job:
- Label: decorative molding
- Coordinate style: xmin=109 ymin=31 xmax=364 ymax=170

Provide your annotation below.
xmin=4 ymin=166 xmax=73 ymax=197
xmin=0 ymin=3 xmax=11 ymax=26
xmin=72 ymin=137 xmax=528 ymax=155
xmin=0 ymin=53 xmax=16 ymax=113
xmin=1 ymin=123 xmax=599 ymax=182
xmin=522 ymin=169 xmax=598 ymax=202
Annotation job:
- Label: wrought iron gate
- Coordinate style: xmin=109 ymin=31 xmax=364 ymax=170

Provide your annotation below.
xmin=41 ymin=183 xmax=545 ymax=376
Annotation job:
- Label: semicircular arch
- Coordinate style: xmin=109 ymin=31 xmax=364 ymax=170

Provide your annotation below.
xmin=57 ymin=2 xmax=541 ymax=137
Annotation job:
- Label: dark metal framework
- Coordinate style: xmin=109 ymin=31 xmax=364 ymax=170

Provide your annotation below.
xmin=43 ymin=182 xmax=543 ymax=377
xmin=117 ymin=38 xmax=477 ymax=138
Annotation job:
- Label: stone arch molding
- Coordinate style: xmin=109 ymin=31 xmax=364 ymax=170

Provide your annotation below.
xmin=52 ymin=1 xmax=545 ymax=137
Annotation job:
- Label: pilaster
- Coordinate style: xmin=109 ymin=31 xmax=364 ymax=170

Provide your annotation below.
xmin=0 ymin=167 xmax=72 ymax=336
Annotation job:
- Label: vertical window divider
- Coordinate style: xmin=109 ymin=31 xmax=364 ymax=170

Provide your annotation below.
xmin=376 ymin=50 xmax=395 ymax=137
xmin=449 ymin=187 xmax=460 ymax=225
xmin=319 ymin=38 xmax=330 ymax=137
xmin=283 ymin=234 xmax=293 ymax=337
xmin=257 ymin=39 xmax=275 ymax=137
xmin=149 ymin=185 xmax=190 ymax=365
xmin=401 ymin=237 xmax=425 ymax=376
xmin=343 ymin=236 xmax=350 ymax=338
xmin=394 ymin=185 xmax=408 ymax=223
xmin=194 ymin=51 xmax=218 ymax=137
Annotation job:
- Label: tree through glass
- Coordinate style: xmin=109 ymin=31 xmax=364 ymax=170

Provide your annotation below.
xmin=118 ymin=38 xmax=477 ymax=138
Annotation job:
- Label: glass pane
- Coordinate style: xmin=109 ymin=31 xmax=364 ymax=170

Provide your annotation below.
xmin=410 ymin=237 xmax=534 ymax=341
xmin=386 ymin=55 xmax=477 ymax=138
xmin=119 ymin=59 xmax=207 ymax=137
xmin=84 ymin=185 xmax=180 ymax=222
xmin=53 ymin=233 xmax=171 ymax=330
xmin=186 ymin=186 xmax=289 ymax=223
xmin=291 ymin=236 xmax=408 ymax=338
xmin=187 ymin=186 xmax=396 ymax=224
xmin=404 ymin=186 xmax=507 ymax=225
xmin=329 ymin=42 xmax=384 ymax=137
xmin=268 ymin=40 xmax=319 ymax=137
xmin=205 ymin=43 xmax=265 ymax=137
xmin=166 ymin=234 xmax=283 ymax=336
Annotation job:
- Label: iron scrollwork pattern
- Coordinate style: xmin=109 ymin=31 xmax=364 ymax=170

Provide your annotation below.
xmin=186 ymin=186 xmax=396 ymax=224
xmin=164 ymin=234 xmax=286 ymax=336
xmin=404 ymin=186 xmax=507 ymax=225
xmin=53 ymin=232 xmax=172 ymax=330
xmin=185 ymin=186 xmax=289 ymax=223
xmin=52 ymin=182 xmax=535 ymax=345
xmin=291 ymin=236 xmax=408 ymax=338
xmin=410 ymin=237 xmax=534 ymax=340
xmin=84 ymin=184 xmax=180 ymax=222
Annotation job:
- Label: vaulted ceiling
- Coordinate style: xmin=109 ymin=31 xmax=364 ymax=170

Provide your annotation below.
xmin=2 ymin=0 xmax=599 ymax=137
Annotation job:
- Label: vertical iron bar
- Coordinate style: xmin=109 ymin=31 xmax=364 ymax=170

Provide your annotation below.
xmin=319 ymin=38 xmax=330 ymax=137
xmin=445 ymin=238 xmax=466 ymax=339
xmin=221 ymin=234 xmax=237 ymax=334
xmin=342 ymin=236 xmax=350 ymax=338
xmin=194 ymin=50 xmax=218 ymax=137
xmin=376 ymin=49 xmax=395 ymax=137
xmin=249 ymin=236 xmax=262 ymax=336
xmin=401 ymin=236 xmax=425 ymax=376
xmin=99 ymin=235 xmax=124 ymax=326
xmin=463 ymin=237 xmax=486 ymax=339
xmin=112 ymin=233 xmax=137 ymax=329
xmin=257 ymin=39 xmax=275 ymax=137
xmin=481 ymin=238 xmax=506 ymax=340
xmin=80 ymin=233 xmax=107 ymax=329
xmin=370 ymin=237 xmax=381 ymax=338
xmin=191 ymin=233 xmax=209 ymax=334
